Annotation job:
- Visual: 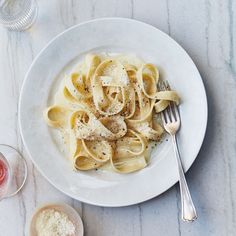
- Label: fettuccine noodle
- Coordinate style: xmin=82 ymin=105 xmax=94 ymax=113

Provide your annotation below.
xmin=44 ymin=54 xmax=180 ymax=173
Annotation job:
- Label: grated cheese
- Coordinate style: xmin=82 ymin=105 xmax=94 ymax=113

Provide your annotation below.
xmin=35 ymin=209 xmax=75 ymax=236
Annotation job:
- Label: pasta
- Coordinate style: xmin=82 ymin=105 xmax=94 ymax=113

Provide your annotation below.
xmin=44 ymin=54 xmax=180 ymax=173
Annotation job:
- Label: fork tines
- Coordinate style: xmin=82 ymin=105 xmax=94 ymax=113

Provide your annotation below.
xmin=160 ymin=80 xmax=180 ymax=124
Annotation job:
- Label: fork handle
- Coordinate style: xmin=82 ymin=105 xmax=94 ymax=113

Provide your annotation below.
xmin=171 ymin=135 xmax=197 ymax=222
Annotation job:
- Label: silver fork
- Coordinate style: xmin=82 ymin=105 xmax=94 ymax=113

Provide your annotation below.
xmin=161 ymin=80 xmax=197 ymax=222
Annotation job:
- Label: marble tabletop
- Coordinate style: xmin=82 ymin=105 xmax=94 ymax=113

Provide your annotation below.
xmin=0 ymin=0 xmax=235 ymax=235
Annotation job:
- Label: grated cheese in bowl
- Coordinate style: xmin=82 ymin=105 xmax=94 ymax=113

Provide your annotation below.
xmin=30 ymin=203 xmax=83 ymax=236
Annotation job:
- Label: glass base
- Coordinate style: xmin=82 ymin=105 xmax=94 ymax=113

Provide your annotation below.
xmin=0 ymin=0 xmax=38 ymax=31
xmin=0 ymin=144 xmax=27 ymax=200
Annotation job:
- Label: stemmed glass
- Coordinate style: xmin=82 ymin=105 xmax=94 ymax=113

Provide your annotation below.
xmin=0 ymin=144 xmax=27 ymax=200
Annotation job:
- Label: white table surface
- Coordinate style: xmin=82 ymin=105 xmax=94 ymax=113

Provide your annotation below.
xmin=0 ymin=0 xmax=236 ymax=235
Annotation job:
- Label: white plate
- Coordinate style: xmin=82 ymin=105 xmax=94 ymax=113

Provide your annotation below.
xmin=19 ymin=18 xmax=207 ymax=207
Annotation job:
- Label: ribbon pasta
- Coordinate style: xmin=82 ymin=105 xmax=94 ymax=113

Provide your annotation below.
xmin=44 ymin=54 xmax=180 ymax=173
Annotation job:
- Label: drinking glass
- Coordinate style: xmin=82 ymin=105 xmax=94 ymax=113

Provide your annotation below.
xmin=0 ymin=144 xmax=27 ymax=200
xmin=0 ymin=0 xmax=38 ymax=31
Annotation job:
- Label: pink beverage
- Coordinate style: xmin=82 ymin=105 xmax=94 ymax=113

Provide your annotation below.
xmin=0 ymin=145 xmax=27 ymax=199
xmin=0 ymin=153 xmax=9 ymax=196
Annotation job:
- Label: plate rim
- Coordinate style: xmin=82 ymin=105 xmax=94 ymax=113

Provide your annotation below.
xmin=19 ymin=17 xmax=208 ymax=207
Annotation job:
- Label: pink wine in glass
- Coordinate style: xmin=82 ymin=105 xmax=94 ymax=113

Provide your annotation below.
xmin=0 ymin=153 xmax=9 ymax=197
xmin=0 ymin=144 xmax=27 ymax=200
